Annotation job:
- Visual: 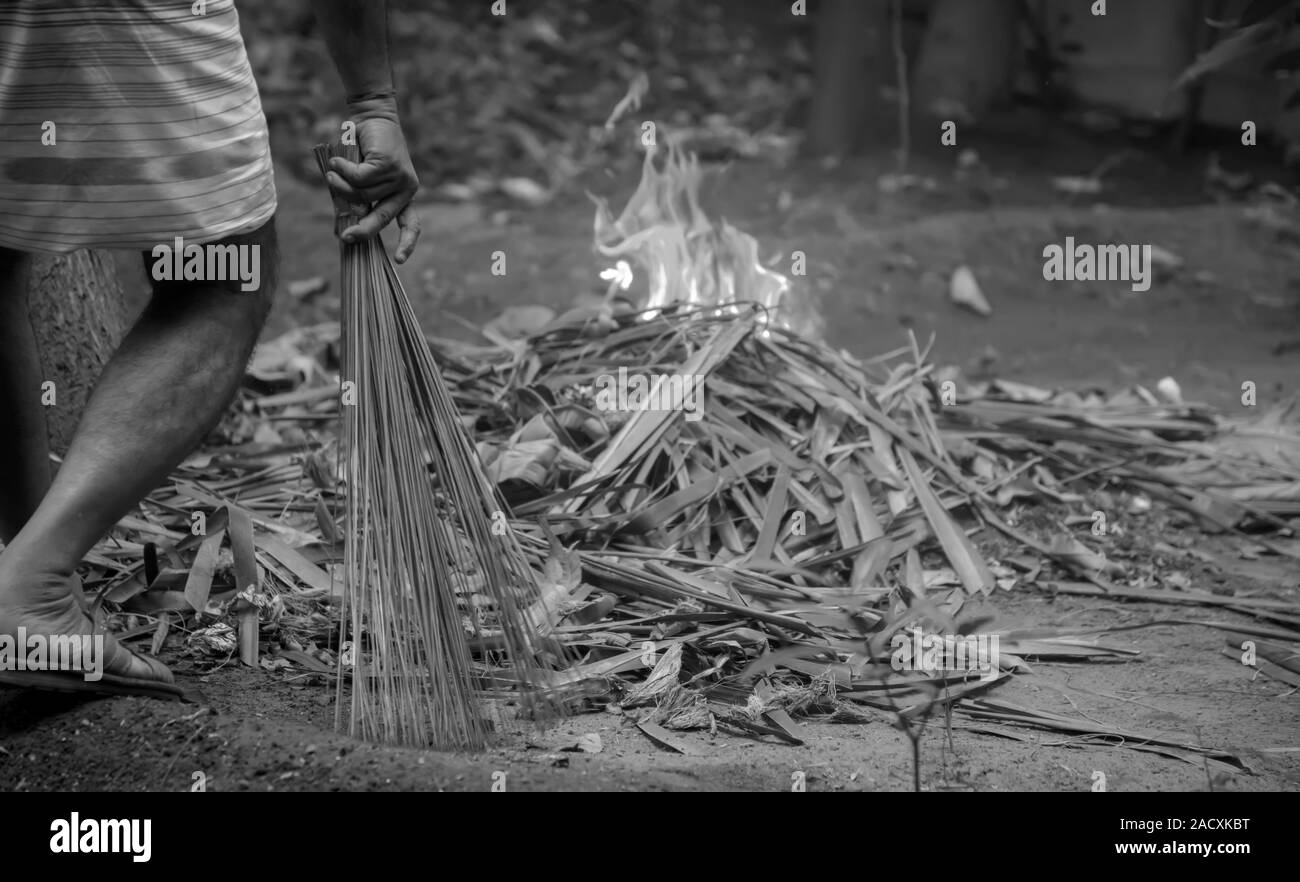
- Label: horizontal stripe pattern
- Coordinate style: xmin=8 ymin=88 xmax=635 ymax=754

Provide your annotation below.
xmin=0 ymin=0 xmax=276 ymax=253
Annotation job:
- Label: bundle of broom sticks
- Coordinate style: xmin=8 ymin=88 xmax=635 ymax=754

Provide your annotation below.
xmin=314 ymin=142 xmax=556 ymax=749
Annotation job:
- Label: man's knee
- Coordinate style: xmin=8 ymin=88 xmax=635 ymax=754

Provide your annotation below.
xmin=139 ymin=216 xmax=279 ymax=327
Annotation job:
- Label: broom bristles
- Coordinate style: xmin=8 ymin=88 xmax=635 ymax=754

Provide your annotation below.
xmin=314 ymin=143 xmax=557 ymax=750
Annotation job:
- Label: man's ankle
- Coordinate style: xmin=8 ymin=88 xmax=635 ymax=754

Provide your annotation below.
xmin=0 ymin=544 xmax=75 ymax=587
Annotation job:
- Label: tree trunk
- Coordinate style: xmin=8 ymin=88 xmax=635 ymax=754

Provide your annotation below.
xmin=28 ymin=250 xmax=129 ymax=455
xmin=913 ymin=0 xmax=1019 ymax=123
xmin=805 ymin=0 xmax=896 ymax=157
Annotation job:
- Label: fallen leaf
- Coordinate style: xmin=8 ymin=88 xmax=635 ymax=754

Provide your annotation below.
xmin=483 ymin=305 xmax=556 ymax=340
xmin=1047 ymin=535 xmax=1124 ymax=577
xmin=499 ymin=177 xmax=550 ymax=206
xmin=950 ymin=266 xmax=992 ymax=316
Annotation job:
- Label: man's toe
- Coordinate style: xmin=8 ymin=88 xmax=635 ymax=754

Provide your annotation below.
xmin=126 ymin=651 xmax=175 ymax=684
xmin=103 ymin=633 xmax=175 ymax=683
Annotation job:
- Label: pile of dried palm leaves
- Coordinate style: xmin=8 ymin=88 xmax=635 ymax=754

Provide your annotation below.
xmin=77 ymin=144 xmax=1300 ymax=767
xmin=82 ymin=299 xmax=1300 ymax=767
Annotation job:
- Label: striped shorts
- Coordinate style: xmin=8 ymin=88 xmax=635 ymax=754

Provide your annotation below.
xmin=0 ymin=0 xmax=277 ymax=254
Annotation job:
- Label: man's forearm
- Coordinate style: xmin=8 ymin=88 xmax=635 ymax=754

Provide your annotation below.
xmin=315 ymin=0 xmax=394 ymax=100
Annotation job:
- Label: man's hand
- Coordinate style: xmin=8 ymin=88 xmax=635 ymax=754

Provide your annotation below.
xmin=325 ymin=114 xmax=421 ymax=263
xmin=313 ymin=0 xmax=421 ymax=263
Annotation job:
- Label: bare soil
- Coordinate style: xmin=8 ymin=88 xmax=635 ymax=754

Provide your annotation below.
xmin=2 ymin=568 xmax=1296 ymax=792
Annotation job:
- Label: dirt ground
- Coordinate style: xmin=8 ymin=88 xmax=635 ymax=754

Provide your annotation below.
xmin=2 ymin=566 xmax=1296 ymax=792
xmin=8 ymin=121 xmax=1298 ymax=792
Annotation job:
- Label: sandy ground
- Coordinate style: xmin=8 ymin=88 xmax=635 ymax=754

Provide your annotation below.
xmin=10 ymin=125 xmax=1298 ymax=792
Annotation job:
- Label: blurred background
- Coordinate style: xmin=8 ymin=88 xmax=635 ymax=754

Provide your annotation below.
xmin=144 ymin=0 xmax=1300 ymax=407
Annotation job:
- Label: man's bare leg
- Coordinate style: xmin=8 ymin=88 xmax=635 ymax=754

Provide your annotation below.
xmin=0 ymin=220 xmax=277 ymax=681
xmin=0 ymin=249 xmax=54 ymax=542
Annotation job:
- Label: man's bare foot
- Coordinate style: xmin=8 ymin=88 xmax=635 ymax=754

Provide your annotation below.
xmin=0 ymin=570 xmax=173 ymax=683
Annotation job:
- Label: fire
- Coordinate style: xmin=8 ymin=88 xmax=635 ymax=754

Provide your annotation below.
xmin=593 ymin=141 xmax=814 ymax=336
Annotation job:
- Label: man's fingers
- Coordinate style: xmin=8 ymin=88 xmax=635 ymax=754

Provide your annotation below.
xmin=328 ymin=115 xmax=419 ymax=253
xmin=328 ymin=168 xmax=411 ymax=211
xmin=340 ymin=192 xmax=410 ymax=243
xmin=329 ymin=155 xmax=399 ymax=191
xmin=325 ymin=170 xmax=368 ymax=203
xmin=393 ymin=205 xmax=422 ymax=264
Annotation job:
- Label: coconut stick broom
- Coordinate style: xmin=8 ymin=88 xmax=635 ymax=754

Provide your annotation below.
xmin=314 ymin=142 xmax=554 ymax=750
